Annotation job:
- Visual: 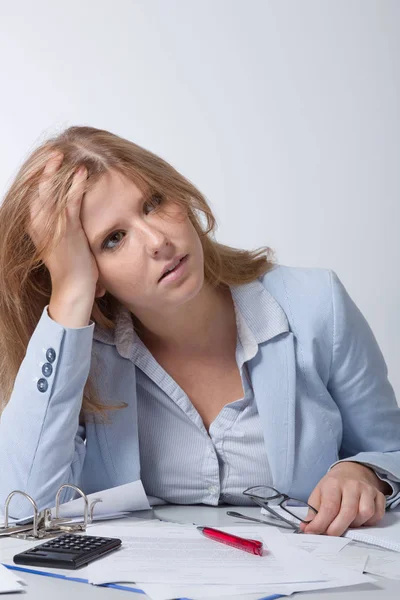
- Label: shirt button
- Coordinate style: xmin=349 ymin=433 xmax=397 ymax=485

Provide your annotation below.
xmin=46 ymin=348 xmax=56 ymax=363
xmin=42 ymin=363 xmax=53 ymax=377
xmin=37 ymin=378 xmax=48 ymax=393
xmin=208 ymin=485 xmax=219 ymax=494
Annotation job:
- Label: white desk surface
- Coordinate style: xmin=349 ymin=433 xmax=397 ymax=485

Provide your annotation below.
xmin=2 ymin=504 xmax=400 ymax=599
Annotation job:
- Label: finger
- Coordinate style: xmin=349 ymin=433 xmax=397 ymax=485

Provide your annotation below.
xmin=300 ymin=487 xmax=321 ymax=532
xmin=350 ymin=488 xmax=377 ymax=528
xmin=29 ymin=153 xmax=64 ymax=240
xmin=38 ymin=152 xmax=64 ymax=202
xmin=325 ymin=485 xmax=361 ymax=536
xmin=303 ymin=483 xmax=342 ymax=535
xmin=66 ymin=166 xmax=87 ymax=220
xmin=362 ymin=492 xmax=386 ymax=527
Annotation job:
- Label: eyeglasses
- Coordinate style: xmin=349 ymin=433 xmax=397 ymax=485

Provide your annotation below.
xmin=226 ymin=485 xmax=318 ymax=532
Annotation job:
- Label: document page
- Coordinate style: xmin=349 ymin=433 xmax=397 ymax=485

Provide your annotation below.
xmin=50 ymin=479 xmax=151 ymax=518
xmin=0 ymin=564 xmax=25 ymax=594
xmin=87 ymin=523 xmax=374 ymax=600
xmin=86 ymin=524 xmax=322 ymax=586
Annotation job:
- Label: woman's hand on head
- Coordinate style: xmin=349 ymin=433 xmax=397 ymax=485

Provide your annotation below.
xmin=300 ymin=462 xmax=389 ymax=536
xmin=28 ymin=152 xmax=99 ymax=297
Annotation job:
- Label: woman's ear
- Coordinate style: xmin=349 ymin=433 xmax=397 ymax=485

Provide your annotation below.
xmin=95 ymin=282 xmax=107 ymax=298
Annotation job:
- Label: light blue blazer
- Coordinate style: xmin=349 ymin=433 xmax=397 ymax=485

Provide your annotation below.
xmin=1 ymin=265 xmax=400 ymax=518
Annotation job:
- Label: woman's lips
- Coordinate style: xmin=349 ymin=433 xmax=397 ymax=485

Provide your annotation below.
xmin=158 ymin=254 xmax=189 ymax=284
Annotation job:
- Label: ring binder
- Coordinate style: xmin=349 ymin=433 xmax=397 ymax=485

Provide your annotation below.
xmin=0 ymin=483 xmax=102 ymax=540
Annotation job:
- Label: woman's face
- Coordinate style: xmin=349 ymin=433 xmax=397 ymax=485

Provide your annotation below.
xmin=80 ymin=169 xmax=205 ymax=316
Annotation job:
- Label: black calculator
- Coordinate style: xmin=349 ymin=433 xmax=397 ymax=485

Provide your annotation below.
xmin=13 ymin=533 xmax=122 ymax=569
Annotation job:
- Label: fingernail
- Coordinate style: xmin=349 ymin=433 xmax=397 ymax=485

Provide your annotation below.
xmin=77 ymin=166 xmax=86 ymax=176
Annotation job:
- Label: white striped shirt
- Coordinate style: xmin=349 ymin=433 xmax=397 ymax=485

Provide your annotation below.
xmin=94 ymin=283 xmax=274 ymax=505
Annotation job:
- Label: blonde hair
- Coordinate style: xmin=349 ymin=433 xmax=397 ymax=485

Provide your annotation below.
xmin=0 ymin=126 xmax=274 ymax=415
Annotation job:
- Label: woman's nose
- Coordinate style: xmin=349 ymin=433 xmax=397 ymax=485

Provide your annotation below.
xmin=141 ymin=223 xmax=170 ymax=255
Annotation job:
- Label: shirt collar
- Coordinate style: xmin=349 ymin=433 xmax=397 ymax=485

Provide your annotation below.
xmin=93 ymin=276 xmax=289 ymax=361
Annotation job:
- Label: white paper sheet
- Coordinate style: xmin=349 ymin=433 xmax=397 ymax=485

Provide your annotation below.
xmin=261 ymin=505 xmax=400 ymax=553
xmin=0 ymin=564 xmax=25 ymax=594
xmin=135 ymin=527 xmax=374 ymax=600
xmin=281 ymin=532 xmax=350 ymax=554
xmin=362 ymin=543 xmax=400 ymax=580
xmin=345 ymin=508 xmax=400 ymax=552
xmin=280 ymin=532 xmax=368 ymax=573
xmin=335 ymin=545 xmax=369 ymax=573
xmin=1 ymin=480 xmax=151 ymax=527
xmin=85 ymin=522 xmax=374 ymax=600
xmin=86 ymin=524 xmax=323 ymax=586
xmin=138 ymin=582 xmax=295 ymax=600
xmin=50 ymin=479 xmax=151 ymax=518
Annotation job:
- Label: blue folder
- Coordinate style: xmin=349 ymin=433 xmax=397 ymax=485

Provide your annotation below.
xmin=4 ymin=562 xmax=284 ymax=600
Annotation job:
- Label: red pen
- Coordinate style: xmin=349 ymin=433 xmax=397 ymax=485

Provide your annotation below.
xmin=197 ymin=526 xmax=264 ymax=556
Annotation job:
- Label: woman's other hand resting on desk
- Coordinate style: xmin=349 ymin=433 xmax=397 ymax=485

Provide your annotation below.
xmin=300 ymin=461 xmax=390 ymax=536
xmin=28 ymin=152 xmax=99 ymax=328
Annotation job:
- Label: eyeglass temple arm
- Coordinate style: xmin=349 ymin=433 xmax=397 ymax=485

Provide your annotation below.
xmin=261 ymin=504 xmax=300 ymax=530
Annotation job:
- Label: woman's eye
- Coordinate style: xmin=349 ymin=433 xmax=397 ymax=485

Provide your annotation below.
xmin=144 ymin=193 xmax=163 ymax=215
xmin=102 ymin=231 xmax=125 ymax=251
xmin=101 ymin=195 xmax=163 ymax=251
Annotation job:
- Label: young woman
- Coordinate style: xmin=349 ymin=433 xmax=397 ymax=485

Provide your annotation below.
xmin=0 ymin=126 xmax=399 ymax=536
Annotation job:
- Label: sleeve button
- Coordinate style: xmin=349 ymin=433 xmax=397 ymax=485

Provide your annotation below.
xmin=46 ymin=348 xmax=56 ymax=363
xmin=37 ymin=378 xmax=48 ymax=393
xmin=42 ymin=363 xmax=53 ymax=377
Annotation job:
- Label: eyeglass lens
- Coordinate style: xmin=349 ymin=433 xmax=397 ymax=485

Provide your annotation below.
xmin=245 ymin=486 xmax=317 ymax=523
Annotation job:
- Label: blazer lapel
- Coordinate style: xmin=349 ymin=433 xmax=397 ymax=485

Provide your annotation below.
xmin=231 ymin=278 xmax=297 ymax=493
xmin=247 ymin=332 xmax=296 ymax=492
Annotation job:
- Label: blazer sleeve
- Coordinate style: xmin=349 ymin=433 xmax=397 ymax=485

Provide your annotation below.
xmin=0 ymin=306 xmax=94 ymax=518
xmin=327 ymin=271 xmax=400 ymax=508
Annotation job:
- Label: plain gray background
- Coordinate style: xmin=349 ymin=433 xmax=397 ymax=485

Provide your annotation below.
xmin=0 ymin=0 xmax=399 ymax=400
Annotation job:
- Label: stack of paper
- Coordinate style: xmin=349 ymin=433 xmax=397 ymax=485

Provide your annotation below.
xmin=258 ymin=505 xmax=400 ymax=586
xmin=84 ymin=522 xmax=374 ymax=600
xmin=345 ymin=508 xmax=400 ymax=551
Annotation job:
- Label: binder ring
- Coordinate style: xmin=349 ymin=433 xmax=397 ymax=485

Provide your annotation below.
xmin=55 ymin=484 xmax=89 ymax=526
xmin=4 ymin=491 xmax=39 ymax=537
xmin=89 ymin=498 xmax=102 ymax=523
